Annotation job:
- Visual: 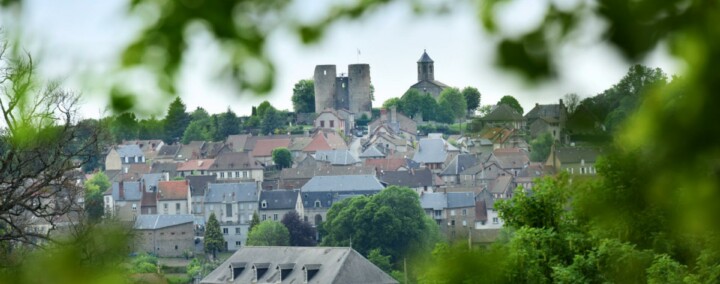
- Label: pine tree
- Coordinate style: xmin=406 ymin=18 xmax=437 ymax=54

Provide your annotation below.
xmin=204 ymin=213 xmax=224 ymax=259
xmin=249 ymin=212 xmax=261 ymax=233
xmin=164 ymin=97 xmax=190 ymax=143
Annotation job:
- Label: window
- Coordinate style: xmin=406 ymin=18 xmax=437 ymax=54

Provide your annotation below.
xmin=492 ymin=217 xmax=499 ymax=224
xmin=223 ymin=228 xmax=228 ymax=235
xmin=235 ymin=228 xmax=241 ymax=235
xmin=463 ymin=220 xmax=467 ymax=227
xmin=220 ymin=172 xmax=225 ymax=178
xmin=273 ymin=214 xmax=278 ymax=221
xmin=160 ymin=232 xmax=164 ymax=236
xmin=132 ymin=204 xmax=137 ymax=211
xmin=171 ymin=232 xmax=175 ymax=235
xmin=182 ymin=232 xmax=186 ymax=235
xmin=434 ymin=210 xmax=442 ymax=217
xmin=164 ymin=203 xmax=168 ymax=211
xmin=320 ymin=121 xmax=325 ymax=128
xmin=262 ymin=214 xmax=266 ymax=221
xmin=226 ymin=204 xmax=233 ymax=217
xmin=243 ymin=171 xmax=248 ymax=178
xmin=314 ymin=200 xmax=321 ymax=208
xmin=235 ymin=241 xmax=242 ymax=246
xmin=450 ymin=210 xmax=456 ymax=216
xmin=235 ymin=171 xmax=241 ymax=178
xmin=462 ymin=209 xmax=467 ymax=216
xmin=261 ymin=201 xmax=267 ymax=208
xmin=176 ymin=203 xmax=180 ymax=210
xmin=175 ymin=245 xmax=178 ymax=250
xmin=451 ymin=220 xmax=455 ymax=226
xmin=330 ymin=120 xmax=334 ymax=128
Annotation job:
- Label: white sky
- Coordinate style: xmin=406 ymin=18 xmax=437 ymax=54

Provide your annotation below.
xmin=0 ymin=0 xmax=683 ymax=118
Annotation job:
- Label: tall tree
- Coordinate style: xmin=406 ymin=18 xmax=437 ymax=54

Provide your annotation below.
xmin=272 ymin=147 xmax=292 ymax=169
xmin=461 ymin=87 xmax=481 ymax=114
xmin=563 ymin=93 xmax=580 ymax=115
xmin=249 ymin=212 xmax=261 ymax=233
xmin=291 ymin=79 xmax=315 ymax=113
xmin=204 ymin=213 xmax=224 ymax=259
xmin=281 ymin=211 xmax=316 ymax=246
xmin=261 ymin=107 xmax=283 ymax=135
xmin=164 ymin=97 xmax=190 ymax=143
xmin=0 ymin=46 xmax=103 ymax=245
xmin=529 ymin=133 xmax=553 ymax=162
xmin=246 ymin=220 xmax=290 ymax=246
xmin=400 ymin=89 xmax=423 ymax=117
xmin=418 ymin=93 xmax=438 ymax=121
xmin=137 ymin=116 xmax=164 ymax=140
xmin=215 ymin=108 xmax=240 ymax=140
xmin=382 ymin=97 xmax=402 ymax=110
xmin=190 ymin=107 xmax=210 ymax=122
xmin=437 ymin=87 xmax=467 ymax=124
xmin=84 ymin=172 xmax=111 ymax=221
xmin=498 ymin=95 xmax=524 ymax=115
xmin=182 ymin=119 xmax=214 ymax=144
xmin=256 ymin=100 xmax=274 ymax=119
xmin=321 ymin=186 xmax=441 ymax=263
xmin=109 ymin=112 xmax=139 ymax=143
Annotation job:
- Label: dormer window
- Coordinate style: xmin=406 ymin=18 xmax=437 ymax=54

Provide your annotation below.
xmin=314 ymin=200 xmax=321 ymax=208
xmin=261 ymin=201 xmax=267 ymax=209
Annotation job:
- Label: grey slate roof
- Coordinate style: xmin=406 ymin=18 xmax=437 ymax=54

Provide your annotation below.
xmin=134 ymin=214 xmax=194 ymax=230
xmin=111 ymin=181 xmax=142 ymax=201
xmin=259 ymin=190 xmax=299 ymax=210
xmin=117 ymin=145 xmax=144 ymax=158
xmin=301 ymin=175 xmax=384 ymax=193
xmin=377 ymin=169 xmax=433 ymax=188
xmin=418 ymin=50 xmax=434 ymax=63
xmin=359 ymin=145 xmax=385 ymax=158
xmin=200 ymin=246 xmax=398 ymax=284
xmin=490 ymin=175 xmax=513 ymax=194
xmin=525 ymin=103 xmax=563 ymax=121
xmin=186 ymin=175 xmax=217 ymax=197
xmin=314 ymin=150 xmax=360 ymax=165
xmin=440 ymin=154 xmax=478 ymax=176
xmin=156 ymin=144 xmax=180 ymax=158
xmin=447 ymin=192 xmax=476 ymax=208
xmin=141 ymin=173 xmax=166 ymax=192
xmin=205 ymin=182 xmax=258 ymax=203
xmin=555 ymin=147 xmax=601 ymax=164
xmin=149 ymin=162 xmax=178 ymax=176
xmin=420 ymin=192 xmax=447 ymax=211
xmin=412 ymin=138 xmax=447 ymax=164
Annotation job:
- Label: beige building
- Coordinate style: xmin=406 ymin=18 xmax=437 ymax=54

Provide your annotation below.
xmin=157 ymin=180 xmax=191 ymax=215
xmin=134 ymin=214 xmax=195 ymax=257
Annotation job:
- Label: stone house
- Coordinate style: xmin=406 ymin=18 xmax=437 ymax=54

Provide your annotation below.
xmin=525 ymin=99 xmax=568 ymax=140
xmin=314 ymin=149 xmax=360 ymax=166
xmin=420 ymin=191 xmax=477 ymax=240
xmin=376 ymin=168 xmax=435 ymax=194
xmin=258 ymin=190 xmax=304 ymax=222
xmin=103 ymin=181 xmax=142 ymax=222
xmin=204 ymin=182 xmax=259 ymax=250
xmin=475 ymin=189 xmax=504 ymax=230
xmin=412 ymin=138 xmax=449 ymax=172
xmin=177 ymin=159 xmax=215 ymax=177
xmin=186 ymin=175 xmax=217 ymax=216
xmin=314 ymin=108 xmax=353 ymax=137
xmin=157 ymin=180 xmax=191 ymax=215
xmin=480 ymin=104 xmax=527 ymax=130
xmin=123 ymin=140 xmax=164 ymax=161
xmin=278 ymin=165 xmax=375 ymax=189
xmin=251 ymin=138 xmax=292 ymax=166
xmin=439 ymin=154 xmax=479 ymax=185
xmin=133 ymin=214 xmax=195 ymax=257
xmin=301 ymin=175 xmax=384 ymax=227
xmin=208 ymin=152 xmax=264 ymax=182
xmin=545 ymin=146 xmax=601 ymax=176
xmin=105 ymin=145 xmax=146 ymax=171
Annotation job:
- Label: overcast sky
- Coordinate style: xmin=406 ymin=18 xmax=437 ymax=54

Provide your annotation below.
xmin=1 ymin=0 xmax=683 ymax=118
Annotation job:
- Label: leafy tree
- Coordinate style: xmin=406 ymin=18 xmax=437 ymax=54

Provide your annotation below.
xmin=186 ymin=258 xmax=202 ymax=279
xmin=355 ymin=113 xmax=371 ymax=127
xmin=437 ymin=88 xmax=467 ymax=124
xmin=291 ymin=79 xmax=315 ymax=113
xmin=529 ymin=132 xmax=553 ymax=162
xmin=260 ymin=107 xmax=283 ymax=135
xmin=137 ymin=116 xmax=164 ymax=140
xmin=476 ymin=105 xmax=493 ymax=117
xmin=182 ymin=119 xmax=214 ymax=144
xmin=272 ymin=147 xmax=292 ymax=169
xmin=164 ymin=97 xmax=190 ymax=143
xmin=109 ymin=112 xmax=139 ymax=143
xmin=281 ymin=211 xmax=316 ymax=246
xmin=249 ymin=212 xmax=261 ymax=233
xmin=84 ymin=172 xmax=111 ymax=221
xmin=215 ymin=108 xmax=240 ymax=140
xmin=461 ymin=87 xmax=481 ymax=114
xmin=400 ymin=89 xmax=423 ymax=117
xmin=190 ymin=107 xmax=210 ymax=122
xmin=246 ymin=220 xmax=290 ymax=246
xmin=367 ymin=248 xmax=392 ymax=273
xmin=131 ymin=253 xmax=158 ymax=274
xmin=382 ymin=97 xmax=402 ymax=110
xmin=498 ymin=95 xmax=523 ymax=115
xmin=321 ymin=186 xmax=441 ymax=263
xmin=204 ymin=213 xmax=224 ymax=259
xmin=418 ymin=93 xmax=438 ymax=121
xmin=256 ymin=100 xmax=274 ymax=119
xmin=75 ymin=119 xmax=112 ymax=172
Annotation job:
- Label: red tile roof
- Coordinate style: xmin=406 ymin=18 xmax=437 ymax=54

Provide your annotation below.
xmin=251 ymin=138 xmax=291 ymax=157
xmin=364 ymin=157 xmax=406 ymax=171
xmin=177 ymin=159 xmax=215 ymax=171
xmin=157 ymin=181 xmax=189 ymax=200
xmin=303 ymin=132 xmax=347 ymax=152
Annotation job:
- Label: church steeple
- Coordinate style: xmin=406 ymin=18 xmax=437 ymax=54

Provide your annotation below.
xmin=417 ymin=50 xmax=434 ymax=81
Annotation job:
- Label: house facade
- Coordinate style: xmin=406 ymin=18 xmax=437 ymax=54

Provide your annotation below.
xmin=134 ymin=214 xmax=195 ymax=257
xmin=258 ymin=190 xmax=304 ymax=222
xmin=105 ymin=145 xmax=146 ymax=171
xmin=208 ymin=152 xmax=264 ymax=182
xmin=157 ymin=181 xmax=192 ymax=215
xmin=204 ymin=182 xmax=259 ymax=250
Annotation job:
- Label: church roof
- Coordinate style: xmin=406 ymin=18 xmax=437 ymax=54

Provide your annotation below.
xmin=418 ymin=50 xmax=434 ymax=63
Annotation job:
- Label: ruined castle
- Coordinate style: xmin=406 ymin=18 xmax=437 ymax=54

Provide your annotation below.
xmin=313 ymin=64 xmax=372 ymax=117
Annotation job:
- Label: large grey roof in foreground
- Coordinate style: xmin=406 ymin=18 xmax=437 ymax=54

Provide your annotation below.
xmin=301 ymin=175 xmax=384 ymax=192
xmin=200 ymin=246 xmax=398 ymax=284
xmin=134 ymin=214 xmax=194 ymax=230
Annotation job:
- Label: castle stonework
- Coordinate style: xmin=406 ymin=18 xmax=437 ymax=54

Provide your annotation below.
xmin=314 ymin=64 xmax=372 ymax=117
xmin=408 ymin=50 xmax=449 ymax=100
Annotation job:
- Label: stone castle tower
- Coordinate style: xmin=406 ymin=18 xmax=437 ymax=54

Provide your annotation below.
xmin=314 ymin=64 xmax=372 ymax=117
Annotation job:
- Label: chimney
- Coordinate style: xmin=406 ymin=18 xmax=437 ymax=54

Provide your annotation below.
xmin=380 ymin=108 xmax=387 ymax=122
xmin=390 ymin=105 xmax=397 ymax=123
xmin=119 ymin=181 xmax=125 ymax=200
